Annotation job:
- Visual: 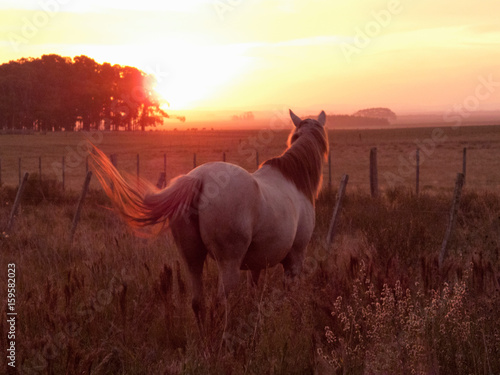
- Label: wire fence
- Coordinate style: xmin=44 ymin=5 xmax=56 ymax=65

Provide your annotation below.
xmin=0 ymin=145 xmax=499 ymax=194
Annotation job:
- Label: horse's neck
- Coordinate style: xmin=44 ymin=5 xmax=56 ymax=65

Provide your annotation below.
xmin=253 ymin=165 xmax=292 ymax=187
xmin=253 ymin=165 xmax=311 ymax=204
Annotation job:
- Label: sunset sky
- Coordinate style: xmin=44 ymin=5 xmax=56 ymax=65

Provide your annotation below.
xmin=1 ymin=0 xmax=500 ymax=118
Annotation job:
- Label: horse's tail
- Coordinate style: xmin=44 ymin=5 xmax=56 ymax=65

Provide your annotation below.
xmin=91 ymin=144 xmax=201 ymax=234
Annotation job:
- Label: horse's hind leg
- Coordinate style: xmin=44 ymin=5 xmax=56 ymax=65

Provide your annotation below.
xmin=282 ymin=248 xmax=305 ymax=278
xmin=170 ymin=217 xmax=207 ymax=326
xmin=216 ymin=259 xmax=241 ymax=298
xmin=281 ymin=242 xmax=308 ymax=287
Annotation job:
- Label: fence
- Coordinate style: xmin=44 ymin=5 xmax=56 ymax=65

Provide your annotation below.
xmin=0 ymin=145 xmax=496 ymax=193
xmin=1 ymin=155 xmax=471 ymax=270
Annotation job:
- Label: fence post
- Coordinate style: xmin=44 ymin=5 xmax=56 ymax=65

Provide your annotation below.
xmin=416 ymin=148 xmax=420 ymax=195
xmin=223 ymin=152 xmax=226 ymax=162
xmin=70 ymin=171 xmax=92 ymax=244
xmin=326 ymin=174 xmax=349 ymax=246
xmin=6 ymin=172 xmax=29 ymax=233
xmin=462 ymin=147 xmax=467 ymax=183
xmin=156 ymin=172 xmax=166 ymax=189
xmin=193 ymin=153 xmax=197 ymax=169
xmin=439 ymin=173 xmax=465 ymax=270
xmin=256 ymin=151 xmax=259 ymax=168
xmin=163 ymin=153 xmax=167 ymax=177
xmin=369 ymin=147 xmax=379 ymax=198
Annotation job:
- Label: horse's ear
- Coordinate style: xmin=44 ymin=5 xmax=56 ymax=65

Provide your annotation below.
xmin=318 ymin=111 xmax=326 ymax=127
xmin=289 ymin=109 xmax=302 ymax=127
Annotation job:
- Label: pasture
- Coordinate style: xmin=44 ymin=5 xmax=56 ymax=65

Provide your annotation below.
xmin=1 ymin=123 xmax=500 ymax=374
xmin=1 ymin=123 xmax=500 ymax=192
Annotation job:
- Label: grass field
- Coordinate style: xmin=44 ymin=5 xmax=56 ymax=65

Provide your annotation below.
xmin=1 ymin=123 xmax=500 ymax=374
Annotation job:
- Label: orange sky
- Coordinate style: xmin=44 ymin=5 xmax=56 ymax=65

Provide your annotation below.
xmin=1 ymin=0 xmax=500 ymax=118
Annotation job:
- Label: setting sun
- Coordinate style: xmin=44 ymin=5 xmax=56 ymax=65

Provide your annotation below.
xmin=151 ymin=43 xmax=252 ymax=110
xmin=1 ymin=0 xmax=500 ymax=117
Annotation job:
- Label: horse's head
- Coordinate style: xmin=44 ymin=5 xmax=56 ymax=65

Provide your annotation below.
xmin=263 ymin=109 xmax=329 ymax=202
xmin=288 ymin=109 xmax=328 ymax=157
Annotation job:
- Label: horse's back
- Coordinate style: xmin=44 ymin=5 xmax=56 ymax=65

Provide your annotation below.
xmin=188 ymin=162 xmax=260 ymax=249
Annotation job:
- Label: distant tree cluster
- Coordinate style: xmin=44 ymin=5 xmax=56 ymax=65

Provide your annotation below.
xmin=0 ymin=54 xmax=169 ymax=132
xmin=327 ymin=115 xmax=390 ymax=128
xmin=353 ymin=107 xmax=397 ymax=122
xmin=325 ymin=108 xmax=397 ymax=128
xmin=232 ymin=111 xmax=255 ymax=121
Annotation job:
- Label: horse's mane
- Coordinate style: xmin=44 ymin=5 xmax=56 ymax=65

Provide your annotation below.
xmin=263 ymin=120 xmax=328 ymax=203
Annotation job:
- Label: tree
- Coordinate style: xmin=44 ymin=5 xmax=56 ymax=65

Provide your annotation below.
xmin=0 ymin=54 xmax=170 ymax=131
xmin=231 ymin=111 xmax=254 ymax=121
xmin=353 ymin=108 xmax=397 ymax=123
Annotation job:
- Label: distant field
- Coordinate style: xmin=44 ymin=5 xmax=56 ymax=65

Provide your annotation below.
xmin=0 ymin=123 xmax=499 ymax=192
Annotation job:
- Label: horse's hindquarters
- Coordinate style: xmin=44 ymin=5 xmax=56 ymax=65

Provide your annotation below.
xmin=190 ymin=162 xmax=259 ymax=260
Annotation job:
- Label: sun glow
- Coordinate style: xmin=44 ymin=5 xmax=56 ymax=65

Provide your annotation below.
xmin=2 ymin=1 xmax=500 ymax=116
xmin=151 ymin=43 xmax=252 ymax=111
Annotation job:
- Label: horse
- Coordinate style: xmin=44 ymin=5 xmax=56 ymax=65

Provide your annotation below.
xmin=91 ymin=109 xmax=328 ymax=323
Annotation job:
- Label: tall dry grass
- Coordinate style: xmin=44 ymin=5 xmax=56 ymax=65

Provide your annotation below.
xmin=0 ymin=178 xmax=499 ymax=374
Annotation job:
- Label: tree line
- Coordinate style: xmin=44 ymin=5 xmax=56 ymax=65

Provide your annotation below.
xmin=0 ymin=54 xmax=170 ymax=132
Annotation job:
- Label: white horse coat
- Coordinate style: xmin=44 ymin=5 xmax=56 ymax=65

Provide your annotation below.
xmin=92 ymin=110 xmax=328 ymax=320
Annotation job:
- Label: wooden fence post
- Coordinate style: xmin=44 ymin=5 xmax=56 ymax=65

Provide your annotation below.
xmin=439 ymin=173 xmax=465 ymax=270
xmin=6 ymin=172 xmax=29 ymax=233
xmin=369 ymin=147 xmax=379 ymax=198
xmin=156 ymin=172 xmax=166 ymax=189
xmin=223 ymin=152 xmax=226 ymax=162
xmin=326 ymin=174 xmax=349 ymax=246
xmin=416 ymin=148 xmax=420 ymax=195
xmin=256 ymin=151 xmax=259 ymax=168
xmin=70 ymin=171 xmax=92 ymax=244
xmin=193 ymin=153 xmax=197 ymax=169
